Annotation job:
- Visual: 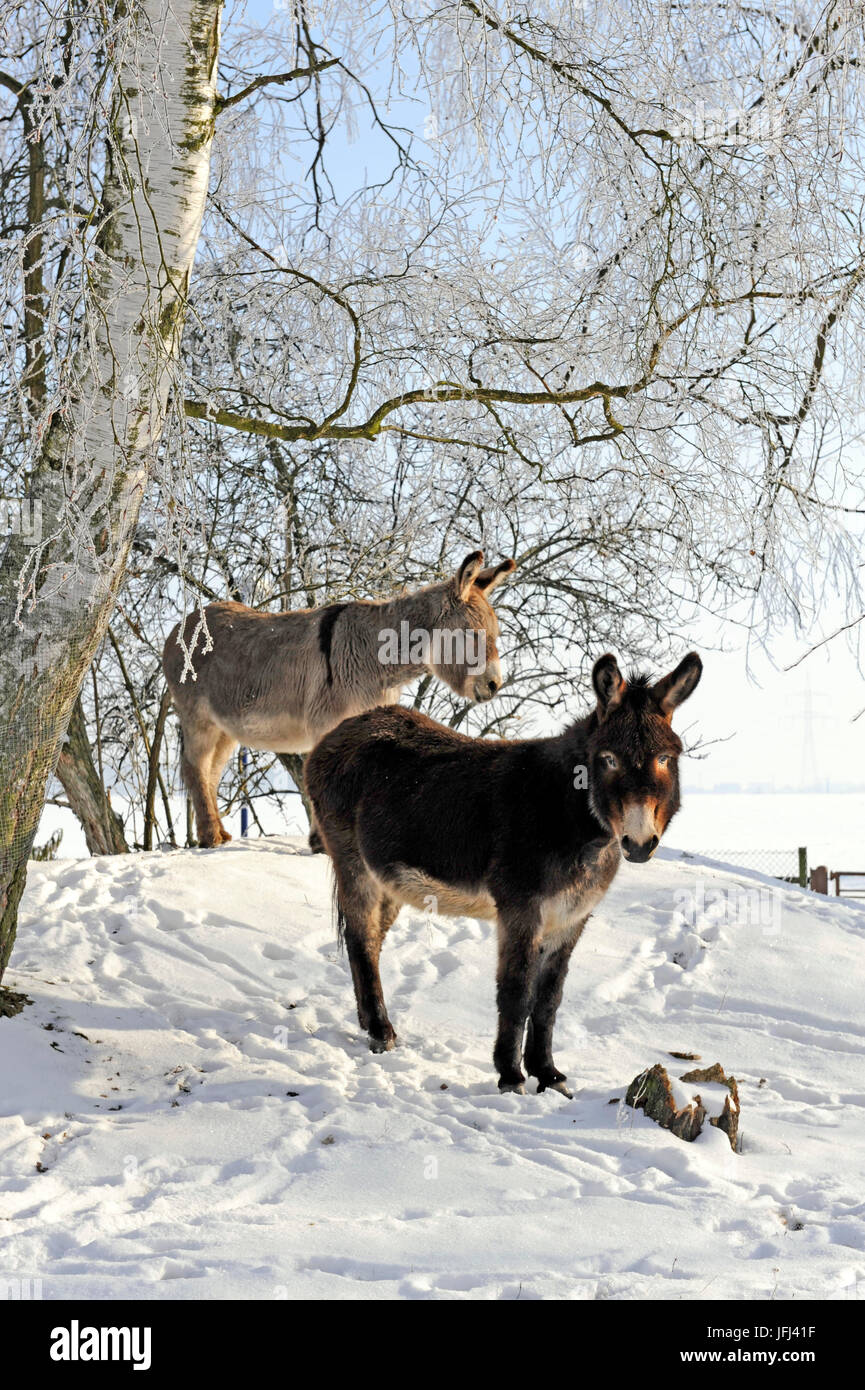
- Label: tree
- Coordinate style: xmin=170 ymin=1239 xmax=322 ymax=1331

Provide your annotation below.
xmin=181 ymin=0 xmax=865 ymax=653
xmin=0 ymin=0 xmax=221 ymax=980
xmin=55 ymin=693 xmax=128 ymax=856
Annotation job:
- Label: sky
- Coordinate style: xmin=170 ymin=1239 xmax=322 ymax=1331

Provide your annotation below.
xmin=679 ymin=627 xmax=864 ymax=793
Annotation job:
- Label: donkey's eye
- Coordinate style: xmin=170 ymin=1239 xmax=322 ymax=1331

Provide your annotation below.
xmin=601 ymin=752 xmax=619 ymax=770
xmin=657 ymin=755 xmax=670 ymax=767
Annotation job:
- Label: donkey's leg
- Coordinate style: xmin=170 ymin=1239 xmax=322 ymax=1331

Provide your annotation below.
xmin=524 ymin=928 xmax=585 ymax=1099
xmin=339 ymin=867 xmax=400 ymax=1052
xmin=492 ymin=908 xmax=542 ymax=1093
xmin=307 ymin=805 xmax=325 ymax=855
xmin=207 ymin=730 xmax=238 ymax=846
xmin=181 ymin=716 xmax=234 ymax=848
xmin=277 ymin=752 xmax=325 ymax=853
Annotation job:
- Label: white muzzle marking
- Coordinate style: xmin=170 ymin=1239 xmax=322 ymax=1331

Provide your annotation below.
xmin=622 ymin=800 xmax=657 ymax=843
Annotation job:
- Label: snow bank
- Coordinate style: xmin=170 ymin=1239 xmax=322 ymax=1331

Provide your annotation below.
xmin=1 ymin=839 xmax=864 ymax=1300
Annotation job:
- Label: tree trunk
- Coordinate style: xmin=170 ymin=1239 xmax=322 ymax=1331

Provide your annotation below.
xmin=0 ymin=0 xmax=222 ymax=981
xmin=143 ymin=690 xmax=173 ymax=850
xmin=277 ymin=753 xmax=315 ymax=827
xmin=54 ymin=694 xmax=129 ymax=856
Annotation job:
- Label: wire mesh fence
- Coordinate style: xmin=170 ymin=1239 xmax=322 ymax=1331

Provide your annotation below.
xmin=684 ymin=848 xmax=805 ymax=884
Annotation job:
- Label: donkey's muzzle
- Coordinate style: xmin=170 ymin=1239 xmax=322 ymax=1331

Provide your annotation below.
xmin=621 ymin=834 xmax=659 ymax=863
xmin=473 ymin=673 xmax=501 ymax=702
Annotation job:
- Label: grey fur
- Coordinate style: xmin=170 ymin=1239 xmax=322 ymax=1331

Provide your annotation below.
xmin=162 ymin=552 xmax=515 ymax=847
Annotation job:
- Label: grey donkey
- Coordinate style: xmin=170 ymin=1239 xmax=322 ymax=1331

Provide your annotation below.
xmin=162 ymin=551 xmax=516 ymax=848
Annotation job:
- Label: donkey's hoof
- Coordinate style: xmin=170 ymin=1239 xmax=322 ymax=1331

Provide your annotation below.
xmin=199 ymin=831 xmax=228 ymax=849
xmin=368 ymin=1033 xmax=396 ymax=1054
xmin=498 ymin=1080 xmax=526 ymax=1095
xmin=537 ymin=1079 xmax=573 ymax=1099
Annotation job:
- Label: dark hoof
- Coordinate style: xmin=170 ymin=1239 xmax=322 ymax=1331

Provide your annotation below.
xmin=532 ymin=1065 xmax=572 ymax=1098
xmin=537 ymin=1079 xmax=573 ymax=1099
xmin=498 ymin=1076 xmax=526 ymax=1095
xmin=368 ymin=1032 xmax=396 ymax=1054
xmin=308 ymin=829 xmax=326 ymax=854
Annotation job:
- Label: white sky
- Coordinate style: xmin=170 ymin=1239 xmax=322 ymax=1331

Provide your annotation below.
xmin=679 ymin=622 xmax=865 ymax=792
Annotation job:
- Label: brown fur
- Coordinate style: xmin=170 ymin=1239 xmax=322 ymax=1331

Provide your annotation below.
xmin=305 ymin=652 xmax=703 ymax=1093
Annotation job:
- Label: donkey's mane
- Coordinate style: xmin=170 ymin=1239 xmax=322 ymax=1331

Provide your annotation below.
xmin=620 ymin=672 xmax=658 ymax=716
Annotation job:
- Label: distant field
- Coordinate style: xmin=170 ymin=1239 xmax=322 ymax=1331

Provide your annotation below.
xmin=670 ymin=792 xmax=865 ymax=873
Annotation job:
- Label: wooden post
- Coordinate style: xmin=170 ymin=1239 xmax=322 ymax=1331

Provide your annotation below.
xmin=798 ymin=846 xmax=807 ymax=888
xmin=810 ymin=865 xmax=828 ymax=894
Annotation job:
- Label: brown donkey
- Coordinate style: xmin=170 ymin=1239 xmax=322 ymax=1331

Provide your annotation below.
xmin=163 ymin=552 xmax=515 ymax=848
xmin=305 ymin=652 xmax=702 ymax=1094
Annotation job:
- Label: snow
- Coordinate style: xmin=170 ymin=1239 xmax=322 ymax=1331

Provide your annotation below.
xmin=667 ymin=1076 xmax=733 ymax=1121
xmin=2 ymin=837 xmax=865 ymax=1300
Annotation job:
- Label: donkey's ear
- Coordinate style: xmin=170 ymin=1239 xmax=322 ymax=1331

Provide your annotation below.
xmin=454 ymin=550 xmax=485 ymax=599
xmin=474 ymin=557 xmax=516 ymax=594
xmin=652 ymin=652 xmax=703 ymax=720
xmin=592 ymin=654 xmax=627 ymax=719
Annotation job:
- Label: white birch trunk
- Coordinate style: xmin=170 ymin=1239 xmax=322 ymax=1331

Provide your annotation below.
xmin=0 ymin=0 xmax=222 ymax=980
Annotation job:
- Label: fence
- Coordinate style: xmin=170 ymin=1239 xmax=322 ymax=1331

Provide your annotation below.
xmin=828 ymin=871 xmax=865 ymax=899
xmin=692 ymin=853 xmax=865 ymax=898
xmin=688 ymin=847 xmax=807 ymax=886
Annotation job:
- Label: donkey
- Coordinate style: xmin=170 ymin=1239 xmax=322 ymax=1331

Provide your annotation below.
xmin=305 ymin=651 xmax=703 ymax=1094
xmin=163 ymin=551 xmax=515 ymax=849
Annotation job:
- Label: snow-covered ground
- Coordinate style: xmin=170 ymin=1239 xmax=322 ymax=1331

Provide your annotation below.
xmin=2 ymin=838 xmax=864 ymax=1300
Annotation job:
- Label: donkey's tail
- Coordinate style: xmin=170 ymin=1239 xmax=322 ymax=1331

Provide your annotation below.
xmin=331 ymin=871 xmax=347 ymax=952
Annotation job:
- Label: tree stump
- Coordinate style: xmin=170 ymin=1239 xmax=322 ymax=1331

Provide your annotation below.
xmin=625 ymin=1061 xmax=740 ymax=1151
xmin=680 ymin=1062 xmax=740 ymax=1151
xmin=0 ymin=986 xmax=33 ymax=1018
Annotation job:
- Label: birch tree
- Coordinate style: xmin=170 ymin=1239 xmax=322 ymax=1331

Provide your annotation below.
xmin=0 ymin=0 xmax=221 ymax=983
